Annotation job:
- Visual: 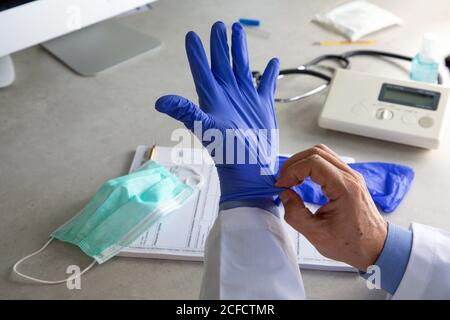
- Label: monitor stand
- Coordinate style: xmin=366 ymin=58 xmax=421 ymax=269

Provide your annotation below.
xmin=41 ymin=19 xmax=161 ymax=76
xmin=0 ymin=55 xmax=15 ymax=88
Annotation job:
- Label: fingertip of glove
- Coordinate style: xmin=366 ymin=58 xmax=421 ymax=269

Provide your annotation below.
xmin=212 ymin=21 xmax=226 ymax=33
xmin=185 ymin=30 xmax=196 ymax=40
xmin=185 ymin=31 xmax=200 ymax=47
xmin=232 ymin=22 xmax=243 ymax=34
xmin=270 ymin=57 xmax=280 ymax=65
xmin=155 ymin=95 xmax=176 ymax=111
xmin=267 ymin=57 xmax=280 ymax=70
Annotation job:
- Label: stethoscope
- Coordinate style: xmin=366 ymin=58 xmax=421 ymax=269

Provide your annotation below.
xmin=252 ymin=50 xmax=444 ymax=103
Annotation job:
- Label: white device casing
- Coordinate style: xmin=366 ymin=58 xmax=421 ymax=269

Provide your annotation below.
xmin=318 ymin=69 xmax=450 ymax=149
xmin=0 ymin=0 xmax=156 ymax=58
xmin=0 ymin=55 xmax=15 ymax=88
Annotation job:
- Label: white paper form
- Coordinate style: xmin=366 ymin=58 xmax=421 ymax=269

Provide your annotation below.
xmin=119 ymin=146 xmax=219 ymax=261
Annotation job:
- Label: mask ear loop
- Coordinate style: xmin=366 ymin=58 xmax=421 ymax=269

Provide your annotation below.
xmin=185 ymin=166 xmax=204 ymax=189
xmin=12 ymin=238 xmax=97 ymax=285
xmin=172 ymin=165 xmax=204 ymax=189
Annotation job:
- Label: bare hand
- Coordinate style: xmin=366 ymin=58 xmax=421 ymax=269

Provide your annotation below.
xmin=275 ymin=144 xmax=387 ymax=271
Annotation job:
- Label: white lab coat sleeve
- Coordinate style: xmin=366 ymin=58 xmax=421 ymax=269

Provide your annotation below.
xmin=199 ymin=207 xmax=305 ymax=299
xmin=392 ymin=223 xmax=450 ymax=299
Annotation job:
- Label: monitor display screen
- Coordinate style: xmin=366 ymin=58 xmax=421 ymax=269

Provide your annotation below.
xmin=0 ymin=0 xmax=37 ymax=12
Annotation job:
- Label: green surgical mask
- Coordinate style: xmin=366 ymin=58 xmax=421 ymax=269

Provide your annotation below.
xmin=13 ymin=160 xmax=194 ymax=284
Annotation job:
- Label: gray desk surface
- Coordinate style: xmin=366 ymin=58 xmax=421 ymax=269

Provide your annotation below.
xmin=1 ymin=0 xmax=450 ymax=299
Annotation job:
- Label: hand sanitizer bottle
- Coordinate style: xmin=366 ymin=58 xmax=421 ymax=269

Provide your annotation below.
xmin=410 ymin=33 xmax=440 ymax=84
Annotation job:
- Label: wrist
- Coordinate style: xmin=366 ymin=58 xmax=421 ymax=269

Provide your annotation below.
xmin=359 ymin=220 xmax=388 ymax=271
xmin=360 ymin=223 xmax=413 ymax=294
xmin=219 ymin=198 xmax=280 ymax=217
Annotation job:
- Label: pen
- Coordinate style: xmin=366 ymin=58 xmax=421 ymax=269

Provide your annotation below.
xmin=313 ymin=39 xmax=376 ymax=46
xmin=238 ymin=18 xmax=260 ymax=27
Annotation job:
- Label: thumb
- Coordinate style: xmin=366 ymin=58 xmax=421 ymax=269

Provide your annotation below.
xmin=257 ymin=57 xmax=280 ymax=101
xmin=155 ymin=95 xmax=212 ymax=131
xmin=280 ymin=189 xmax=314 ymax=234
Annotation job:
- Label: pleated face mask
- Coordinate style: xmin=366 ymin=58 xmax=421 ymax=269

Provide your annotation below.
xmin=13 ymin=160 xmax=195 ymax=284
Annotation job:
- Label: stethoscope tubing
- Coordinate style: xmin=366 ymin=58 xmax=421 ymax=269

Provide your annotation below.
xmin=253 ymin=50 xmax=443 ymax=103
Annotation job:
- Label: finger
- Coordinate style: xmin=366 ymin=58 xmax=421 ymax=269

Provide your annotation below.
xmin=185 ymin=31 xmax=218 ymax=109
xmin=210 ymin=21 xmax=236 ymax=87
xmin=279 ymin=145 xmax=343 ymax=172
xmin=155 ymin=95 xmax=213 ymax=131
xmin=277 ymin=155 xmax=304 ymax=184
xmin=313 ymin=144 xmax=357 ymax=175
xmin=257 ymin=58 xmax=280 ymax=102
xmin=276 ymin=154 xmax=343 ymax=201
xmin=280 ymin=189 xmax=315 ymax=234
xmin=278 ymin=145 xmax=356 ymax=180
xmin=314 ymin=144 xmax=341 ymax=159
xmin=231 ymin=22 xmax=255 ymax=92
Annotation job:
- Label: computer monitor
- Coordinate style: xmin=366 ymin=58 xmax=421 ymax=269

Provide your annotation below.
xmin=0 ymin=0 xmax=159 ymax=87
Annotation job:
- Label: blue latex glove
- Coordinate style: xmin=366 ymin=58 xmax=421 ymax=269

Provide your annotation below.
xmin=277 ymin=156 xmax=414 ymax=213
xmin=155 ymin=22 xmax=283 ymax=203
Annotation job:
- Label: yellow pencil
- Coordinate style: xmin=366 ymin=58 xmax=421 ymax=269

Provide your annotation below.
xmin=313 ymin=39 xmax=376 ymax=46
xmin=147 ymin=144 xmax=156 ymax=161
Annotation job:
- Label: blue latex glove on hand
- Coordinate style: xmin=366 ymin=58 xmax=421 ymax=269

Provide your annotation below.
xmin=156 ymin=22 xmax=282 ymax=204
xmin=277 ymin=155 xmax=414 ymax=213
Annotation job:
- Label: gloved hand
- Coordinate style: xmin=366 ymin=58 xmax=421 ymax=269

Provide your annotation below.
xmin=156 ymin=22 xmax=282 ymax=204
